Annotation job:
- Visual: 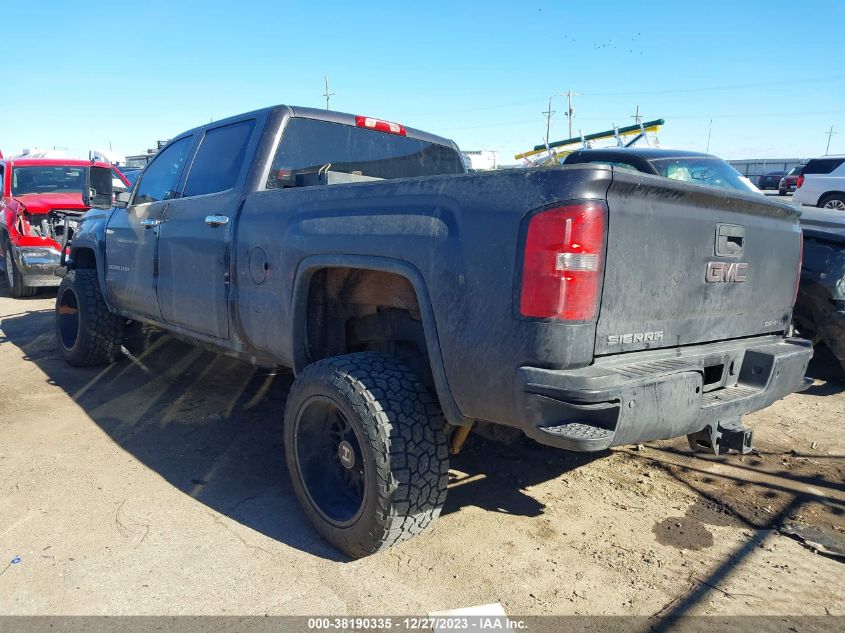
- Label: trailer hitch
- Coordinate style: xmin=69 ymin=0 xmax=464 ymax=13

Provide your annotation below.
xmin=687 ymin=418 xmax=753 ymax=455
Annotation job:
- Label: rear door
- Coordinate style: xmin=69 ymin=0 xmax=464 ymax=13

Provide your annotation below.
xmin=105 ymin=136 xmax=194 ymax=318
xmin=594 ymin=169 xmax=802 ymax=355
xmin=155 ymin=117 xmax=257 ymax=338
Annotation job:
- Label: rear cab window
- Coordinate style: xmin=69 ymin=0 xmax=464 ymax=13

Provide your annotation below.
xmin=581 ymin=159 xmax=639 ymax=172
xmin=648 ymin=157 xmax=752 ymax=194
xmin=265 ymin=117 xmax=464 ymax=189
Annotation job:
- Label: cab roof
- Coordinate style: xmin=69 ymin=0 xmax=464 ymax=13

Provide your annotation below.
xmin=2 ymin=157 xmax=115 ymax=169
xmin=170 ymin=104 xmax=459 ymax=152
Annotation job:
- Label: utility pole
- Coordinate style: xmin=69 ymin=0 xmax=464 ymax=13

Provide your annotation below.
xmin=560 ymin=90 xmax=579 ymax=139
xmin=630 ymin=105 xmax=643 ymax=125
xmin=825 ymin=125 xmax=836 ymax=155
xmin=542 ymin=96 xmax=556 ymax=146
xmin=323 ymin=76 xmax=335 ymax=110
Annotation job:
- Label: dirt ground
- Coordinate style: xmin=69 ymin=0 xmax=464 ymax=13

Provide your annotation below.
xmin=0 ymin=283 xmax=843 ymax=618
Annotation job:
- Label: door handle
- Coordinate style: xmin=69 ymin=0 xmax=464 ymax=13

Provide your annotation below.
xmin=205 ymin=215 xmax=230 ymax=227
xmin=140 ymin=218 xmax=161 ymax=229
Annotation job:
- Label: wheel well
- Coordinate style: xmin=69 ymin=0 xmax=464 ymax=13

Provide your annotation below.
xmin=71 ymin=247 xmax=97 ymax=269
xmin=305 ymin=267 xmax=432 ymax=385
xmin=820 ymin=191 xmax=845 ymax=201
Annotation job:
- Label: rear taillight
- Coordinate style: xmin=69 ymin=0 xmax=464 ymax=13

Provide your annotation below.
xmin=796 ymin=174 xmax=804 ymax=189
xmin=792 ymin=231 xmax=803 ymax=307
xmin=355 ymin=115 xmax=407 ymax=136
xmin=519 ymin=202 xmax=606 ymax=321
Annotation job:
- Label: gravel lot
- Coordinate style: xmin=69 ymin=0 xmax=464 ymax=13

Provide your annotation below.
xmin=0 ymin=282 xmax=842 ymax=617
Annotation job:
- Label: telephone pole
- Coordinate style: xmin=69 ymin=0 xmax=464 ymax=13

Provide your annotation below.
xmin=323 ymin=76 xmax=335 ymax=110
xmin=560 ymin=90 xmax=579 ymax=139
xmin=825 ymin=125 xmax=836 ymax=155
xmin=630 ymin=105 xmax=643 ymax=125
xmin=542 ymin=96 xmax=556 ymax=146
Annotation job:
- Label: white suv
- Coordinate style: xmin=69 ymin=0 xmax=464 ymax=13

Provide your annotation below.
xmin=792 ymin=156 xmax=845 ymax=210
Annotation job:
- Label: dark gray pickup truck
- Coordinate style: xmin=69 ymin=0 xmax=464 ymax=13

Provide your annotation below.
xmin=55 ymin=105 xmax=812 ymax=557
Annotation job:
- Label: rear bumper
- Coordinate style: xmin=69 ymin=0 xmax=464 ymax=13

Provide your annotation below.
xmin=15 ymin=247 xmax=62 ymax=287
xmin=515 ymin=336 xmax=813 ymax=451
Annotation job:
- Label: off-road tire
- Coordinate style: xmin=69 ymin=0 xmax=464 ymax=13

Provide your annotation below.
xmin=284 ymin=352 xmax=449 ymax=558
xmin=819 ymin=193 xmax=845 ymax=211
xmin=55 ymin=269 xmax=124 ymax=367
xmin=2 ymin=237 xmax=37 ymax=298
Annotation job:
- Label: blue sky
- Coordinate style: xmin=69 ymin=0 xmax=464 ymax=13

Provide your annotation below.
xmin=2 ymin=0 xmax=843 ymax=163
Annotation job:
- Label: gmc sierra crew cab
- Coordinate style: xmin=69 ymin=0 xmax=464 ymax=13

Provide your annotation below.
xmin=55 ymin=105 xmax=812 ymax=557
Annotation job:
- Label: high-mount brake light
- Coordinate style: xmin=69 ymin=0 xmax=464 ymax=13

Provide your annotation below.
xmin=355 ymin=115 xmax=407 ymax=136
xmin=519 ymin=202 xmax=606 ymax=321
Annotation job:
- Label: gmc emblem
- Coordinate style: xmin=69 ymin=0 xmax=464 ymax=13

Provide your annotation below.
xmin=706 ymin=261 xmax=748 ymax=283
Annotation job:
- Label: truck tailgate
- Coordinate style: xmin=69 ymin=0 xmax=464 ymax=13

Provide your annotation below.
xmin=595 ymin=171 xmax=802 ymax=355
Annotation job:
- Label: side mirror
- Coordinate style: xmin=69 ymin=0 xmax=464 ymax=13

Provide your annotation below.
xmin=115 ymin=191 xmax=132 ymax=209
xmin=83 ymin=165 xmax=114 ymax=209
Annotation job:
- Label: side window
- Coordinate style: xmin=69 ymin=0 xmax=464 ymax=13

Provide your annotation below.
xmin=183 ymin=120 xmax=255 ymax=198
xmin=134 ymin=136 xmax=193 ymax=204
xmin=803 ymin=158 xmax=845 ymax=175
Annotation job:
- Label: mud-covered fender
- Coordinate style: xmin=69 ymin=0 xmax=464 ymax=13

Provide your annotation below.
xmin=65 ymin=208 xmax=115 ymax=309
xmin=290 ymin=253 xmax=470 ymax=427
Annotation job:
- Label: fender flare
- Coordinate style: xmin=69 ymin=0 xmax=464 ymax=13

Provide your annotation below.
xmin=291 ymin=253 xmax=470 ymax=427
xmin=67 ymin=237 xmax=115 ymax=311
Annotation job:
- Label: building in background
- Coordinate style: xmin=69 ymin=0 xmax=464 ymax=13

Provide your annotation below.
xmin=462 ymin=150 xmax=499 ymax=171
xmin=125 ymin=140 xmax=170 ymax=169
xmin=727 ymin=158 xmax=807 ymax=185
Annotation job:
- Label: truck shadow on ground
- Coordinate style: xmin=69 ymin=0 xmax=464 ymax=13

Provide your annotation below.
xmin=801 ymin=343 xmax=845 ymax=396
xmin=0 ymin=307 xmax=599 ymax=560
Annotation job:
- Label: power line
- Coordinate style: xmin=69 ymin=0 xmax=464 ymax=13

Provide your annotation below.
xmin=580 ymin=74 xmax=845 ymax=97
xmin=401 ymin=74 xmax=845 ymax=118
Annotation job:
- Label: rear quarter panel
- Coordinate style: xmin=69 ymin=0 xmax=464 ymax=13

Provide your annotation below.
xmin=233 ymin=167 xmax=611 ymax=424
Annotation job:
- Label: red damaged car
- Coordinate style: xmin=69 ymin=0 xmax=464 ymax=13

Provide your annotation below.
xmin=0 ymin=158 xmax=127 ymax=297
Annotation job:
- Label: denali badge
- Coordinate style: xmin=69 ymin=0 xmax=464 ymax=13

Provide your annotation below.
xmin=706 ymin=261 xmax=748 ymax=283
xmin=607 ymin=331 xmax=664 ymax=345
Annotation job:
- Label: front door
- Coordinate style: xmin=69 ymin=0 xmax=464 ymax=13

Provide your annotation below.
xmin=155 ymin=119 xmax=256 ymax=339
xmin=104 ymin=136 xmax=193 ymax=319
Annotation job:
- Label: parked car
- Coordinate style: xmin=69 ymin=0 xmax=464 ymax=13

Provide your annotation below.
xmin=758 ymin=170 xmax=787 ymax=190
xmin=795 ymin=207 xmax=845 ymax=373
xmin=117 ymin=167 xmax=142 ymax=188
xmin=791 ymin=156 xmax=845 ymax=210
xmin=562 ymin=147 xmax=760 ymax=194
xmin=779 ymin=165 xmax=804 ymax=196
xmin=55 ymin=105 xmax=811 ymax=557
xmin=0 ymin=158 xmax=129 ymax=297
